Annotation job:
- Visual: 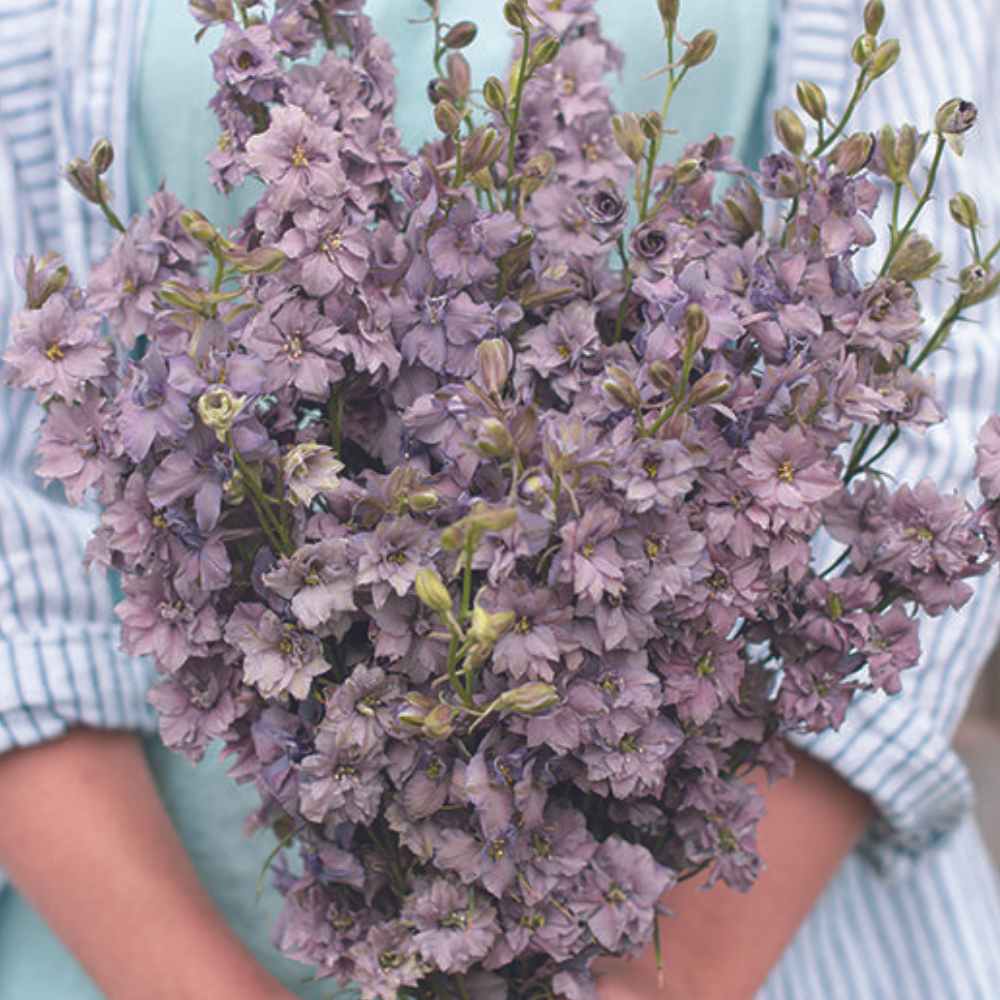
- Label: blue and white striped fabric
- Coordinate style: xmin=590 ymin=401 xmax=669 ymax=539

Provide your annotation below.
xmin=0 ymin=1 xmax=998 ymax=997
xmin=0 ymin=1 xmax=155 ymax=763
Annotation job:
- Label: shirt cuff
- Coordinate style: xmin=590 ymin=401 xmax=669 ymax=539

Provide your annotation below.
xmin=789 ymin=691 xmax=974 ymax=880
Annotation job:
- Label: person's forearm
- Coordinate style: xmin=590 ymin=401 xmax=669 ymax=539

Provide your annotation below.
xmin=0 ymin=728 xmax=294 ymax=1000
xmin=597 ymin=748 xmax=874 ymax=1000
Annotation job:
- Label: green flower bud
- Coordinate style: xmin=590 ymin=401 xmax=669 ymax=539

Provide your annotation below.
xmin=495 ymin=682 xmax=559 ymax=716
xmin=483 ymin=76 xmax=507 ymax=116
xmin=64 ymin=158 xmax=102 ymax=203
xmin=949 ymin=192 xmax=980 ymax=230
xmin=476 ymin=418 xmax=516 ymax=460
xmin=518 ymin=151 xmax=555 ymax=197
xmin=639 ymin=111 xmax=662 ymax=142
xmin=722 ymin=186 xmax=763 ymax=239
xmin=831 ymin=132 xmax=874 ymax=174
xmin=398 ymin=692 xmax=435 ymax=729
xmin=88 ymin=138 xmax=114 ymax=175
xmin=673 ymin=158 xmax=703 ymax=185
xmin=603 ymin=365 xmax=643 ymax=410
xmin=868 ymin=38 xmax=900 ymax=80
xmin=863 ymin=0 xmax=885 ymax=35
xmin=888 ymin=232 xmax=941 ymax=282
xmin=684 ymin=303 xmax=710 ymax=351
xmin=468 ymin=605 xmax=516 ymax=648
xmin=423 ymin=704 xmax=457 ymax=740
xmin=446 ymin=52 xmax=471 ymax=102
xmin=502 ymin=1 xmax=528 ymax=29
xmin=415 ymin=567 xmax=454 ymax=615
xmin=851 ymin=32 xmax=877 ymax=66
xmin=796 ymin=80 xmax=828 ymax=123
xmin=959 ymin=264 xmax=1000 ymax=306
xmin=681 ymin=29 xmax=717 ymax=69
xmin=773 ymin=106 xmax=807 ymax=157
xmin=467 ymin=504 xmax=518 ymax=534
xmin=407 ymin=491 xmax=440 ymax=514
xmin=463 ymin=127 xmax=504 ymax=174
xmin=528 ymin=36 xmax=561 ymax=73
xmin=226 ymin=245 xmax=286 ymax=275
xmin=612 ymin=112 xmax=647 ymax=164
xmin=180 ymin=209 xmax=221 ymax=245
xmin=433 ymin=100 xmax=461 ymax=135
xmin=657 ymin=0 xmax=680 ymax=31
xmin=197 ymin=387 xmax=247 ymax=442
xmin=443 ymin=20 xmax=477 ymax=48
xmin=647 ymin=360 xmax=675 ymax=392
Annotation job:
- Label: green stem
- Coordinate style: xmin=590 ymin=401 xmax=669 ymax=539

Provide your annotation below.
xmin=879 ymin=135 xmax=946 ymax=279
xmin=971 ymin=226 xmax=983 ymax=264
xmin=97 ymin=194 xmax=126 ymax=234
xmin=639 ymin=63 xmax=689 ymax=221
xmin=312 ymin=1 xmax=336 ymax=49
xmin=811 ymin=70 xmax=868 ymax=157
xmin=232 ymin=448 xmax=291 ymax=555
xmin=889 ymin=182 xmax=903 ymax=242
xmin=504 ymin=27 xmax=533 ymax=210
xmin=613 ymin=236 xmax=633 ymax=343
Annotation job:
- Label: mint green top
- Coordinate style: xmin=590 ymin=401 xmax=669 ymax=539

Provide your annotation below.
xmin=0 ymin=4 xmax=771 ymax=999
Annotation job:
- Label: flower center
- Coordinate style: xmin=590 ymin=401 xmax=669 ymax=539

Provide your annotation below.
xmin=777 ymin=460 xmax=795 ymax=483
xmin=291 ymin=143 xmax=309 ymax=168
xmin=581 ymin=543 xmax=595 ymax=558
xmin=44 ymin=342 xmax=65 ymax=361
xmin=644 ymin=537 xmax=661 ymax=559
xmin=515 ymin=616 xmax=532 ymax=634
xmin=321 ymin=232 xmax=343 ymax=257
xmin=644 ymin=459 xmax=660 ymax=479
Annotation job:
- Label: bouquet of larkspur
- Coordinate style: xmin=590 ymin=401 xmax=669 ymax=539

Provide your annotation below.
xmin=6 ymin=0 xmax=1000 ymax=996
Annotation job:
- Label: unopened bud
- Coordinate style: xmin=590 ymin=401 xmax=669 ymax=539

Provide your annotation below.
xmin=639 ymin=111 xmax=662 ymax=142
xmin=180 ymin=209 xmax=221 ymax=245
xmin=503 ymin=1 xmax=528 ymax=29
xmin=495 ymin=682 xmax=559 ymax=715
xmin=415 ymin=567 xmax=454 ymax=615
xmin=518 ymin=151 xmax=555 ymax=196
xmin=657 ymin=0 xmax=680 ymax=31
xmin=446 ymin=53 xmax=471 ymax=102
xmin=851 ymin=32 xmax=876 ymax=66
xmin=468 ymin=504 xmax=518 ymax=534
xmin=795 ymin=80 xmax=828 ymax=123
xmin=89 ymin=138 xmax=114 ymax=175
xmin=647 ymin=360 xmax=675 ymax=392
xmin=684 ymin=303 xmax=710 ymax=351
xmin=949 ymin=192 xmax=980 ymax=230
xmin=433 ymin=100 xmax=461 ymax=135
xmin=863 ymin=0 xmax=885 ymax=35
xmin=197 ymin=387 xmax=246 ymax=441
xmin=483 ymin=76 xmax=507 ymax=115
xmin=831 ymin=132 xmax=874 ymax=174
xmin=398 ymin=692 xmax=435 ymax=728
xmin=935 ymin=98 xmax=978 ymax=135
xmin=463 ymin=127 xmax=504 ymax=174
xmin=612 ymin=112 xmax=647 ymax=164
xmin=773 ymin=107 xmax=807 ymax=157
xmin=227 ymin=245 xmax=286 ymax=274
xmin=65 ymin=158 xmax=101 ymax=203
xmin=959 ymin=264 xmax=1000 ymax=306
xmin=468 ymin=605 xmax=516 ymax=648
xmin=423 ymin=704 xmax=457 ymax=740
xmin=443 ymin=19 xmax=477 ymax=48
xmin=603 ymin=365 xmax=642 ymax=410
xmin=868 ymin=38 xmax=900 ymax=80
xmin=888 ymin=232 xmax=941 ymax=282
xmin=477 ymin=337 xmax=513 ymax=395
xmin=688 ymin=371 xmax=731 ymax=406
xmin=529 ymin=37 xmax=561 ymax=73
xmin=892 ymin=123 xmax=921 ymax=180
xmin=407 ymin=491 xmax=440 ymax=513
xmin=21 ymin=254 xmax=70 ymax=310
xmin=476 ymin=419 xmax=515 ymax=460
xmin=673 ymin=158 xmax=703 ymax=185
xmin=681 ymin=29 xmax=717 ymax=68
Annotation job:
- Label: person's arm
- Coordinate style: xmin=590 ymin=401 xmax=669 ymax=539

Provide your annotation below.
xmin=0 ymin=727 xmax=297 ymax=1000
xmin=595 ymin=748 xmax=873 ymax=1000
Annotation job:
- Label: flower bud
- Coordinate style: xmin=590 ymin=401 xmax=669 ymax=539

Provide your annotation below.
xmin=688 ymin=371 xmax=731 ymax=406
xmin=468 ymin=605 xmax=516 ymax=648
xmin=446 ymin=52 xmax=471 ymax=102
xmin=407 ymin=490 xmax=440 ymax=513
xmin=415 ymin=567 xmax=454 ymax=615
xmin=476 ymin=419 xmax=516 ymax=460
xmin=423 ymin=704 xmax=457 ymax=740
xmin=180 ymin=209 xmax=221 ymax=245
xmin=831 ymin=132 xmax=874 ymax=174
xmin=603 ymin=365 xmax=643 ymax=410
xmin=681 ymin=29 xmax=717 ymax=68
xmin=612 ymin=112 xmax=647 ymax=164
xmin=773 ymin=107 xmax=807 ymax=157
xmin=88 ymin=138 xmax=114 ymax=175
xmin=888 ymin=232 xmax=941 ymax=282
xmin=959 ymin=264 xmax=1000 ymax=306
xmin=796 ymin=80 xmax=828 ymax=123
xmin=433 ymin=100 xmax=461 ymax=135
xmin=226 ymin=245 xmax=287 ymax=274
xmin=443 ymin=19 xmax=477 ymax=48
xmin=197 ymin=387 xmax=246 ymax=441
xmin=639 ymin=111 xmax=662 ymax=142
xmin=851 ymin=32 xmax=876 ymax=66
xmin=868 ymin=38 xmax=900 ymax=80
xmin=398 ymin=692 xmax=435 ymax=729
xmin=684 ymin=303 xmax=710 ymax=351
xmin=20 ymin=254 xmax=70 ymax=310
xmin=467 ymin=504 xmax=518 ymax=534
xmin=935 ymin=98 xmax=978 ymax=135
xmin=892 ymin=123 xmax=922 ymax=181
xmin=647 ymin=360 xmax=675 ymax=392
xmin=483 ymin=76 xmax=507 ymax=115
xmin=863 ymin=0 xmax=885 ymax=35
xmin=495 ymin=682 xmax=559 ymax=716
xmin=503 ymin=1 xmax=528 ymax=29
xmin=518 ymin=151 xmax=555 ymax=197
xmin=463 ymin=127 xmax=504 ymax=174
xmin=477 ymin=337 xmax=513 ymax=395
xmin=528 ymin=36 xmax=561 ymax=73
xmin=949 ymin=192 xmax=980 ymax=231
xmin=673 ymin=158 xmax=703 ymax=186
xmin=64 ymin=158 xmax=102 ymax=203
xmin=657 ymin=0 xmax=680 ymax=31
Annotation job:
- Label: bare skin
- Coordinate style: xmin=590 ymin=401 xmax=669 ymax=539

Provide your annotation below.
xmin=595 ymin=748 xmax=874 ymax=1000
xmin=0 ymin=728 xmax=297 ymax=1000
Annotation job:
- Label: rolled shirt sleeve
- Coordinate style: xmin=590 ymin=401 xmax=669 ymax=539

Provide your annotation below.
xmin=779 ymin=0 xmax=1000 ymax=875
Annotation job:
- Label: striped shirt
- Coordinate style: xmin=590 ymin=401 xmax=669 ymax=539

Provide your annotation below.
xmin=0 ymin=2 xmax=997 ymax=998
